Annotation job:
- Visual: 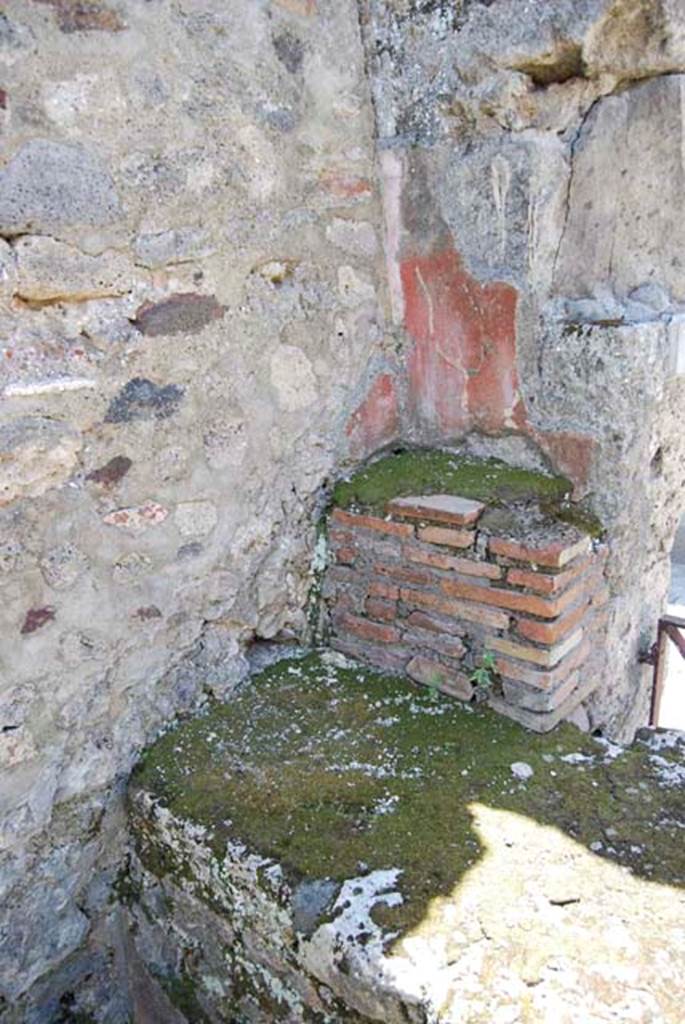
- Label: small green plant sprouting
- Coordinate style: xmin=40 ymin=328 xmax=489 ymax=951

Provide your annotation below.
xmin=469 ymin=651 xmax=497 ymax=702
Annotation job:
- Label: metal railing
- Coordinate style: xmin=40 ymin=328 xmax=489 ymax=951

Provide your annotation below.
xmin=641 ymin=614 xmax=685 ymax=726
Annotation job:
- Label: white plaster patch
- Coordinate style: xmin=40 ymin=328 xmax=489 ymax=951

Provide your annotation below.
xmin=270 ymin=346 xmax=318 ymax=411
xmin=174 ymin=501 xmax=218 ymax=539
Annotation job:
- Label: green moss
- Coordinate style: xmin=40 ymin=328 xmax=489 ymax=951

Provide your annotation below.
xmin=130 ymin=653 xmax=684 ymax=943
xmin=332 ymin=449 xmax=569 ymax=512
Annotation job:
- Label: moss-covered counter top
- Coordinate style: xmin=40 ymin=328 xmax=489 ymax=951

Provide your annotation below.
xmin=331 ymin=449 xmax=603 ymax=537
xmin=127 ymin=652 xmax=684 ymax=1023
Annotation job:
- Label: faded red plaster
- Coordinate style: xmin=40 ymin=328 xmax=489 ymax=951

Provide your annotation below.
xmin=401 ymin=249 xmax=525 ymax=436
xmin=346 ymin=373 xmax=400 ymax=458
xmin=532 ymin=428 xmax=596 ymax=498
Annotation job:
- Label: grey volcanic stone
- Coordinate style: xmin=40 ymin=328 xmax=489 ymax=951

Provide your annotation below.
xmin=0 ymin=140 xmax=122 ymax=237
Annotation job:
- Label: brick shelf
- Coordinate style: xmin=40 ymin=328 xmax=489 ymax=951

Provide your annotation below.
xmin=324 ymin=497 xmax=608 ymax=732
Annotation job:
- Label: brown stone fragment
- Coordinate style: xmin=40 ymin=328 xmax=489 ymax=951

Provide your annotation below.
xmin=134 ymin=606 xmax=162 ymax=621
xmin=387 ymin=494 xmax=484 ymax=527
xmin=35 ymin=0 xmax=125 ymax=33
xmin=488 ymin=535 xmax=591 ymax=569
xmin=134 ymin=293 xmax=225 ymax=337
xmin=417 ymin=525 xmax=474 ymax=549
xmin=331 ymin=508 xmax=414 ymax=538
xmin=86 ymin=455 xmax=132 ymax=488
xmin=406 ymin=656 xmax=473 ymax=700
xmin=21 ymin=606 xmax=56 ymax=634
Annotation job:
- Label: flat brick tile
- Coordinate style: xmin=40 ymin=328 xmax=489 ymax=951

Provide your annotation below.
xmin=330 ymin=636 xmax=411 ymax=674
xmin=374 ymin=562 xmax=437 ymax=586
xmin=417 ymin=525 xmax=475 ymax=549
xmin=365 ymin=597 xmax=397 ymax=622
xmin=489 ymin=673 xmax=598 ymax=733
xmin=400 ymin=587 xmax=510 ymax=631
xmin=387 ymin=494 xmax=484 ymax=527
xmin=493 ymin=638 xmax=590 ymax=690
xmin=405 ymin=545 xmax=501 ymax=579
xmin=406 ymin=610 xmax=467 ymax=637
xmin=441 ymin=579 xmax=559 ymax=619
xmin=487 ymin=630 xmax=584 ymax=668
xmin=334 ymin=546 xmax=357 ymax=565
xmin=500 ymin=671 xmax=579 ymax=713
xmin=506 ymin=555 xmax=594 ymax=595
xmin=401 ymin=626 xmax=466 ymax=660
xmin=488 ymin=534 xmax=591 ymax=569
xmin=516 ymin=601 xmax=592 ymax=645
xmin=406 ymin=655 xmax=473 ymax=700
xmin=368 ymin=580 xmax=399 ymax=600
xmin=335 ymin=613 xmax=400 ymax=645
xmin=331 ymin=508 xmax=415 ymax=538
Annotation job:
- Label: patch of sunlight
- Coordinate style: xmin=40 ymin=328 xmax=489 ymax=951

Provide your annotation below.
xmin=387 ymin=803 xmax=685 ymax=1023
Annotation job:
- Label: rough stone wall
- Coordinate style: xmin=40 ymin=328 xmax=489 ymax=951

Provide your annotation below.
xmin=2 ymin=0 xmax=685 ymax=1017
xmin=0 ymin=1 xmax=389 ymax=1017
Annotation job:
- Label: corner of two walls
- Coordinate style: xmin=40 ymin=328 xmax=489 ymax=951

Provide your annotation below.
xmin=350 ymin=0 xmax=685 ymax=743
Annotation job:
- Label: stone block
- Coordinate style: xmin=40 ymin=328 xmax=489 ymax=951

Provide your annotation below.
xmin=0 ymin=140 xmax=121 ymax=237
xmin=133 ymin=294 xmax=225 ymax=337
xmin=14 ymin=236 xmax=132 ymax=302
xmin=0 ymin=417 xmax=81 ymax=506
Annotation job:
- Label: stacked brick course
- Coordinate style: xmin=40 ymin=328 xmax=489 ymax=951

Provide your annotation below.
xmin=324 ymin=495 xmax=609 ymax=731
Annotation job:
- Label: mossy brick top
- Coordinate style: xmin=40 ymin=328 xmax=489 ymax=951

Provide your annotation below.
xmin=129 ymin=652 xmax=684 ymax=942
xmin=330 ymin=450 xmax=603 ymax=538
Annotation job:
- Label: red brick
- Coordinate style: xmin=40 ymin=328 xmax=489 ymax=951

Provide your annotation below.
xmin=328 ymin=528 xmax=357 ymax=548
xmin=417 ymin=525 xmax=474 ymax=549
xmin=401 ymin=626 xmax=466 ymax=660
xmin=487 ymin=630 xmax=583 ymax=668
xmin=335 ymin=546 xmax=356 ymax=565
xmin=406 ymin=611 xmax=467 ymax=637
xmin=506 ymin=556 xmax=594 ymax=595
xmin=368 ymin=580 xmax=399 ymax=600
xmin=441 ymin=578 xmax=558 ymax=618
xmin=336 ymin=613 xmax=400 ymax=645
xmin=406 ymin=655 xmax=473 ymax=700
xmin=488 ymin=535 xmax=591 ymax=569
xmin=500 ymin=671 xmax=580 ymax=713
xmin=516 ymin=601 xmax=591 ymax=645
xmin=330 ymin=637 xmax=410 ymax=674
xmin=331 ymin=508 xmax=414 ymax=538
xmin=405 ymin=545 xmax=502 ymax=579
xmin=400 ymin=587 xmax=510 ymax=631
xmin=492 ymin=638 xmax=590 ymax=690
xmin=387 ymin=494 xmax=484 ymax=527
xmin=375 ymin=563 xmax=436 ymax=586
xmin=365 ymin=598 xmax=397 ymax=622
